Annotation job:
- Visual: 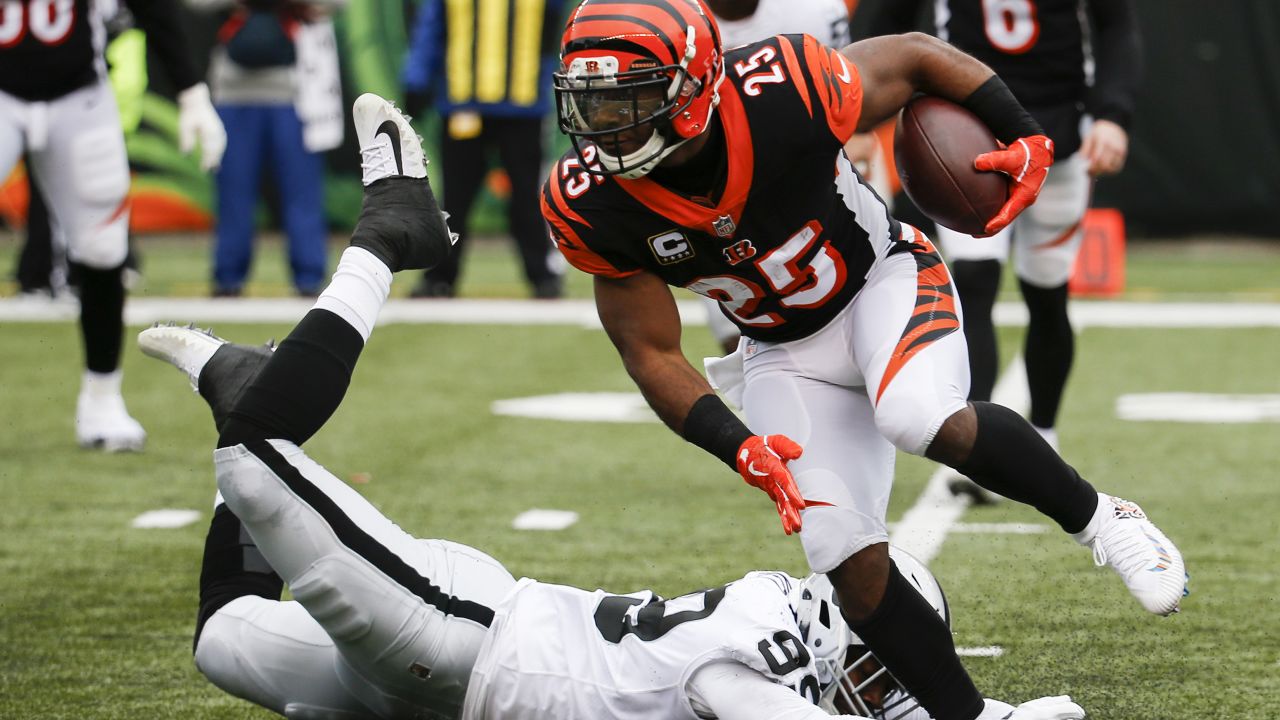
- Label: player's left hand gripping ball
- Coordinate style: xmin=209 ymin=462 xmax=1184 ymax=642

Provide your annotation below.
xmin=974 ymin=134 xmax=1054 ymax=235
xmin=737 ymin=435 xmax=805 ymax=535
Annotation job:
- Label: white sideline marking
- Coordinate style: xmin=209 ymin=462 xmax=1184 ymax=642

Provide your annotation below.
xmin=956 ymin=646 xmax=1005 ymax=658
xmin=131 ymin=509 xmax=201 ymax=529
xmin=951 ymin=522 xmax=1047 ymax=534
xmin=887 ymin=521 xmax=1048 ymax=534
xmin=492 ymin=393 xmax=659 ymax=423
xmin=889 ymin=358 xmax=1030 ymax=565
xmin=1 ymin=297 xmax=1279 ymax=327
xmin=512 ymin=509 xmax=579 ymax=531
xmin=1116 ymin=393 xmax=1280 ymax=423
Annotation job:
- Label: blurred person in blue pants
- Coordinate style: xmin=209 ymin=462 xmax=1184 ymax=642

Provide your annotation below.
xmin=188 ymin=0 xmax=347 ymax=297
xmin=402 ymin=0 xmax=566 ymax=299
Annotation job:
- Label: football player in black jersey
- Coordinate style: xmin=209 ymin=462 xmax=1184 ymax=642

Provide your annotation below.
xmin=861 ymin=0 xmax=1142 ymax=497
xmin=542 ymin=1 xmax=1184 ymax=719
xmin=0 ymin=0 xmax=225 ymax=451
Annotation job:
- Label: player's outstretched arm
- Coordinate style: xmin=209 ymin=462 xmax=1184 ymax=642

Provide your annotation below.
xmin=127 ymin=0 xmax=227 ymax=170
xmin=841 ymin=33 xmax=997 ymax=133
xmin=595 ymin=272 xmax=716 ymax=429
xmin=595 ymin=273 xmax=805 ymax=534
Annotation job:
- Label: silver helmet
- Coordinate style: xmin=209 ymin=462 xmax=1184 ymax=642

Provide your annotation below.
xmin=793 ymin=546 xmax=950 ymax=719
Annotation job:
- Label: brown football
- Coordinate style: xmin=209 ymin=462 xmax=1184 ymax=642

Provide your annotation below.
xmin=894 ymin=96 xmax=1007 ymax=236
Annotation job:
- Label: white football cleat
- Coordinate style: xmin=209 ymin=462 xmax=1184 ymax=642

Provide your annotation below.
xmin=138 ymin=323 xmax=227 ymax=391
xmin=1074 ymin=492 xmax=1188 ymax=616
xmin=353 ymin=93 xmax=427 ymax=186
xmin=76 ymin=370 xmax=146 ymax=452
xmin=978 ymin=696 xmax=1085 ymax=720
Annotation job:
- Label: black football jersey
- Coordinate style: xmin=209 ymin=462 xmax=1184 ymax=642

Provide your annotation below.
xmin=936 ymin=0 xmax=1090 ymax=110
xmin=0 ymin=0 xmax=99 ymax=100
xmin=0 ymin=0 xmax=200 ymax=102
xmin=543 ymin=34 xmax=901 ymax=344
xmin=933 ymin=0 xmax=1142 ymax=158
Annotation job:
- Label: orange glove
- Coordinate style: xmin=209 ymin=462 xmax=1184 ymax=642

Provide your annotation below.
xmin=974 ymin=134 xmax=1054 ymax=236
xmin=736 ymin=435 xmax=805 ymax=535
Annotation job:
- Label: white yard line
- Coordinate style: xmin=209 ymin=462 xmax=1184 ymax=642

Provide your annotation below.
xmin=956 ymin=646 xmax=1005 ymax=658
xmin=511 ymin=509 xmax=580 ymax=531
xmin=3 ymin=297 xmax=1280 ymax=327
xmin=19 ymin=296 xmax=1267 ymax=559
xmin=131 ymin=509 xmax=201 ymax=529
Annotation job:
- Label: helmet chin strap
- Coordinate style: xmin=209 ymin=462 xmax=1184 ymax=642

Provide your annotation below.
xmin=597 ymin=93 xmax=719 ymax=179
xmin=598 ymin=130 xmax=697 ymax=179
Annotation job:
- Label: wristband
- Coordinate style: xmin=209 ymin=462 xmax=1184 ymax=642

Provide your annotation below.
xmin=682 ymin=394 xmax=753 ymax=469
xmin=961 ymin=75 xmax=1044 ymax=145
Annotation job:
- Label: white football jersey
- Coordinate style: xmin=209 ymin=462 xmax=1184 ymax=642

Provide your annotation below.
xmin=714 ymin=0 xmax=851 ymax=51
xmin=461 ymin=572 xmax=821 ymax=720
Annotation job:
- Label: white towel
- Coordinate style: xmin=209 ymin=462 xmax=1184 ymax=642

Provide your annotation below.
xmin=704 ymin=348 xmax=747 ymax=410
xmin=294 ymin=19 xmax=344 ymax=153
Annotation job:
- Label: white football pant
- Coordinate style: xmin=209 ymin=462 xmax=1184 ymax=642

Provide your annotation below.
xmin=935 ymin=152 xmax=1091 ymax=288
xmin=197 ymin=439 xmax=516 ymax=719
xmin=740 ymin=229 xmax=970 ymax=573
xmin=0 ymin=79 xmax=130 ymax=269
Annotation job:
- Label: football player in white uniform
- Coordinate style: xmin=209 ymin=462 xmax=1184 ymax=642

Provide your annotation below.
xmin=140 ymin=94 xmax=1083 ymax=720
xmin=0 ymin=0 xmax=225 ymax=450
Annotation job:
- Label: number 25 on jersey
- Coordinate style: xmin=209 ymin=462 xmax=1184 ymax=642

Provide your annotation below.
xmin=689 ymin=220 xmax=847 ymax=328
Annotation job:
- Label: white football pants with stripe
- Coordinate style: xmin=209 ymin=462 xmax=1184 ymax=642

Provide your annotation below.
xmin=733 ymin=229 xmax=972 ymax=574
xmin=195 ymin=439 xmax=515 ymax=720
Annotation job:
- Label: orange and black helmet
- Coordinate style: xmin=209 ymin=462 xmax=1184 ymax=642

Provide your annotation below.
xmin=554 ymin=0 xmax=724 ymax=178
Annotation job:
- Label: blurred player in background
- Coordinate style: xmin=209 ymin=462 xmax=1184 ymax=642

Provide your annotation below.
xmin=0 ymin=0 xmax=225 ymax=451
xmin=543 ymin=1 xmax=1184 ymax=719
xmin=140 ymin=93 xmax=1081 ymax=720
xmin=186 ymin=0 xmax=348 ymax=298
xmin=402 ymin=0 xmax=567 ymax=299
xmin=709 ymin=0 xmax=850 ymax=49
xmin=859 ymin=0 xmax=1142 ymax=502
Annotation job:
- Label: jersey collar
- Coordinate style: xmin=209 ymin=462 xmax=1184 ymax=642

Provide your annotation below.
xmin=616 ymin=80 xmax=754 ymax=239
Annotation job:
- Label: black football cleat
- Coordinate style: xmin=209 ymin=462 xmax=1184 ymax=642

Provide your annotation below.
xmin=350 ymin=93 xmax=457 ymax=273
xmin=138 ymin=324 xmax=275 ymax=432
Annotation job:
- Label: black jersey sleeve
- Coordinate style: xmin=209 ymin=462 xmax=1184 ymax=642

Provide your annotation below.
xmin=540 ymin=168 xmax=643 ymax=279
xmin=125 ymin=0 xmax=203 ymax=91
xmin=773 ymin=34 xmax=864 ymax=148
xmin=1085 ymin=0 xmax=1142 ymax=129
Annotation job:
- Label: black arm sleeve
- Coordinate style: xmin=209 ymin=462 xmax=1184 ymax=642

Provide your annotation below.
xmin=1085 ymin=0 xmax=1143 ymax=129
xmin=124 ymin=0 xmax=203 ymax=91
xmin=962 ymin=76 xmax=1046 ymax=145
xmin=682 ymin=394 xmax=753 ymax=469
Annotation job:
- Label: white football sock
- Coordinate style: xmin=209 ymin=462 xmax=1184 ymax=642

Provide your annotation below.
xmin=313 ymin=247 xmax=392 ymax=342
xmin=1071 ymin=492 xmax=1108 ymax=545
xmin=81 ymin=369 xmax=124 ymax=397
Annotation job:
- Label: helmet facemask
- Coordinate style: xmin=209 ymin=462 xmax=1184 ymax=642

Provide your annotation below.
xmin=820 ymin=647 xmax=923 ymax=720
xmin=795 ymin=549 xmax=949 ymax=720
xmin=554 ymin=21 xmax=721 ymax=179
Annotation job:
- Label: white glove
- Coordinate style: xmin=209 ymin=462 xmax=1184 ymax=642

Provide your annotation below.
xmin=1010 ymin=695 xmax=1086 ymax=720
xmin=177 ymin=82 xmax=226 ymax=172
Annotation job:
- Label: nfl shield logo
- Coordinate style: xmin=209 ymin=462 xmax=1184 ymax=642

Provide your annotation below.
xmin=712 ymin=214 xmax=736 ymax=238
